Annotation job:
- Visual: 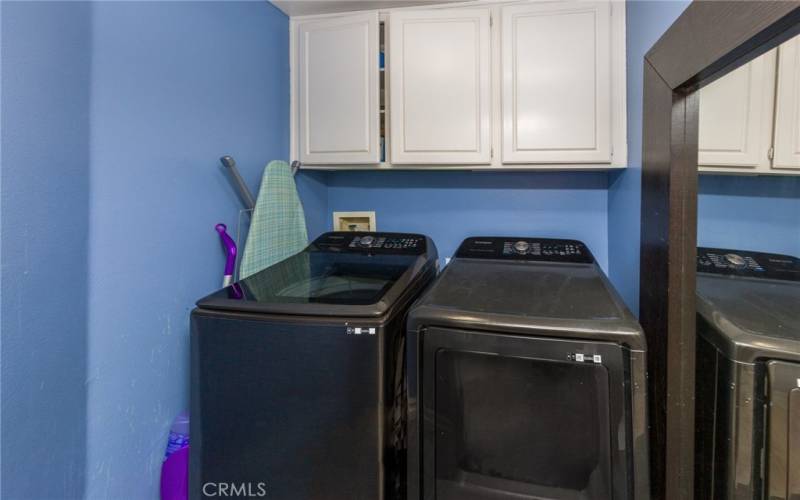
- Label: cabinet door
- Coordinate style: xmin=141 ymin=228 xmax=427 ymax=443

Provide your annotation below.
xmin=774 ymin=36 xmax=800 ymax=170
xmin=389 ymin=9 xmax=491 ymax=164
xmin=501 ymin=2 xmax=611 ymax=164
xmin=297 ymin=13 xmax=380 ymax=164
xmin=698 ymin=50 xmax=776 ymax=171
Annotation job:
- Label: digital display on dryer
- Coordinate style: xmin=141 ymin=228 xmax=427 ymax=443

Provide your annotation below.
xmin=455 ymin=237 xmax=594 ymax=263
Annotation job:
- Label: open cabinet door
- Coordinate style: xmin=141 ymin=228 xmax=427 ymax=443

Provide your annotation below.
xmin=297 ymin=13 xmax=380 ymax=164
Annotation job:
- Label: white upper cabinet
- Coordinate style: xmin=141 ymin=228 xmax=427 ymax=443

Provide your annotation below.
xmin=290 ymin=1 xmax=627 ymax=170
xmin=389 ymin=9 xmax=492 ymax=164
xmin=296 ymin=13 xmax=380 ymax=164
xmin=774 ymin=36 xmax=800 ymax=170
xmin=501 ymin=2 xmax=612 ymax=164
xmin=698 ymin=50 xmax=776 ymax=171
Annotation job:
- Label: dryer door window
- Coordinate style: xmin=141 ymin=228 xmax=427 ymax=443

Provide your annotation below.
xmin=421 ymin=328 xmax=631 ymax=500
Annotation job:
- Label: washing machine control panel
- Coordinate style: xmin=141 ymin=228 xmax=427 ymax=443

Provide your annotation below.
xmin=698 ymin=247 xmax=800 ymax=281
xmin=312 ymin=232 xmax=426 ymax=255
xmin=455 ymin=237 xmax=594 ymax=263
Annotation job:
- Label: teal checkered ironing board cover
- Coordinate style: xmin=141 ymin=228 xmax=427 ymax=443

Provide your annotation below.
xmin=239 ymin=160 xmax=308 ymax=279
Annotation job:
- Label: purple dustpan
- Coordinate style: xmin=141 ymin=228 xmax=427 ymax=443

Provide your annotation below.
xmin=160 ymin=445 xmax=189 ymax=500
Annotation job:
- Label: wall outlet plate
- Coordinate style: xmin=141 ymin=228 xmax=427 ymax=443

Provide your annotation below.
xmin=333 ymin=211 xmax=377 ymax=232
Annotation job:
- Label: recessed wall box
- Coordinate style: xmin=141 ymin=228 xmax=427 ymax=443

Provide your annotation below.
xmin=333 ymin=211 xmax=376 ymax=232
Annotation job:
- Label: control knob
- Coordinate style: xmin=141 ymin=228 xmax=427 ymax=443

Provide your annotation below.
xmin=513 ymin=241 xmax=530 ymax=254
xmin=724 ymin=253 xmax=746 ymax=267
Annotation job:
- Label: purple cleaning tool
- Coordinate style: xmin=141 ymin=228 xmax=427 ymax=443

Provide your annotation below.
xmin=215 ymin=224 xmax=237 ymax=287
xmin=161 ymin=446 xmax=188 ymax=500
xmin=161 ymin=412 xmax=189 ymax=500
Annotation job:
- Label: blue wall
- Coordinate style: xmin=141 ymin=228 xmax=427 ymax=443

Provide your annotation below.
xmin=698 ymin=175 xmax=800 ymax=256
xmin=325 ymin=171 xmax=610 ymax=270
xmin=1 ymin=2 xmax=91 ymax=497
xmin=608 ymin=0 xmax=690 ymax=313
xmin=2 ymin=1 xmax=303 ymax=498
xmin=86 ymin=2 xmax=295 ymax=498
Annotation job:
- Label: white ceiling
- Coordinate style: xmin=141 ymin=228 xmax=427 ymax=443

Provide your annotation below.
xmin=272 ymin=0 xmax=466 ymax=17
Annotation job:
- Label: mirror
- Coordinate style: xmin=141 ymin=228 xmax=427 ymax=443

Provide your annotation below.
xmin=694 ymin=31 xmax=800 ymax=499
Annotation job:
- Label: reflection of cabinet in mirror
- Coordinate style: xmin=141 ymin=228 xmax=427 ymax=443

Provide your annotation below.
xmin=698 ymin=34 xmax=800 ymax=175
xmin=774 ymin=36 xmax=800 ymax=170
xmin=698 ymin=49 xmax=775 ymax=172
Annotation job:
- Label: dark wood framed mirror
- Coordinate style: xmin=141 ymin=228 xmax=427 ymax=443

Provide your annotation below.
xmin=640 ymin=2 xmax=800 ymax=499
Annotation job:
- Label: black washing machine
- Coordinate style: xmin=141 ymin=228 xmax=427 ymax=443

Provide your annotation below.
xmin=695 ymin=247 xmax=800 ymax=500
xmin=406 ymin=237 xmax=650 ymax=500
xmin=190 ymin=232 xmax=438 ymax=500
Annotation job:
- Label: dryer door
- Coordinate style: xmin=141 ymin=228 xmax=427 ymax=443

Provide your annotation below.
xmin=420 ymin=328 xmax=631 ymax=500
xmin=766 ymin=360 xmax=800 ymax=500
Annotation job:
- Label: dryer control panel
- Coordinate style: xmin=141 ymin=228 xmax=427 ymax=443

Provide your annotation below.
xmin=697 ymin=247 xmax=800 ymax=282
xmin=455 ymin=237 xmax=594 ymax=263
xmin=312 ymin=232 xmax=426 ymax=255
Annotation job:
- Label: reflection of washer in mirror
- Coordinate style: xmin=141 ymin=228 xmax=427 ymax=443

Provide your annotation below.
xmin=695 ymin=247 xmax=800 ymax=500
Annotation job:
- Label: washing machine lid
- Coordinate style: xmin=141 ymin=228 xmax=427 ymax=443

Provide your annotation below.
xmin=408 ymin=237 xmax=644 ymax=349
xmin=196 ymin=232 xmax=437 ymax=318
xmin=696 ymin=247 xmax=800 ymax=363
